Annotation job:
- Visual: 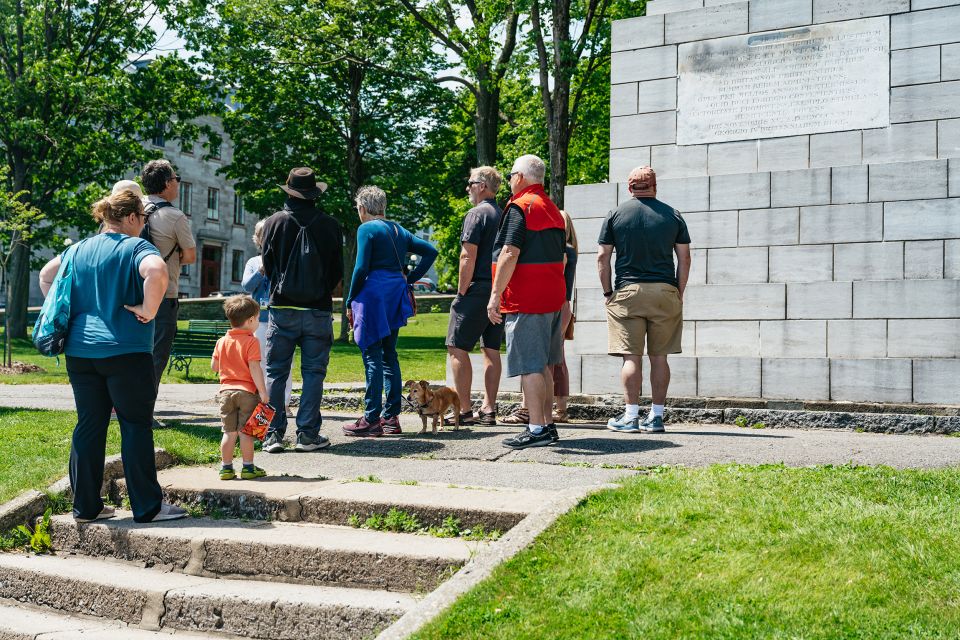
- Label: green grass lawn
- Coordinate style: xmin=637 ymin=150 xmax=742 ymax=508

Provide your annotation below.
xmin=414 ymin=464 xmax=960 ymax=640
xmin=0 ymin=312 xmax=448 ymax=385
xmin=0 ymin=408 xmax=221 ymax=504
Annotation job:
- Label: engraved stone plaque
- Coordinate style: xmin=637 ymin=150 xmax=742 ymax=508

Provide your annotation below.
xmin=677 ymin=18 xmax=889 ymax=145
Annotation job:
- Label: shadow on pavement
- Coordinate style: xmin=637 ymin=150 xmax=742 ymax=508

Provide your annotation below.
xmin=550 ymin=437 xmax=682 ymax=455
xmin=672 ymin=430 xmax=790 ymax=439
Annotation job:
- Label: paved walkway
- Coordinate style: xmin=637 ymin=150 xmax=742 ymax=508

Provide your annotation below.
xmin=2 ymin=384 xmax=960 ymax=488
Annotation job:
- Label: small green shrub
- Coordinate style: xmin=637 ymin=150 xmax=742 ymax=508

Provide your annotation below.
xmin=734 ymin=415 xmax=749 ymax=428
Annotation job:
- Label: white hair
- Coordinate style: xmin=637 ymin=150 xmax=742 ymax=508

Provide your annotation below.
xmin=253 ymin=219 xmax=267 ymax=249
xmin=511 ymin=155 xmax=546 ymax=185
xmin=355 ymin=185 xmax=387 ymax=216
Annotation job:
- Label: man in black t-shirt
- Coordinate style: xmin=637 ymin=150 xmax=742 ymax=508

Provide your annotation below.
xmin=598 ymin=166 xmax=692 ymax=434
xmin=445 ymin=166 xmax=504 ymax=426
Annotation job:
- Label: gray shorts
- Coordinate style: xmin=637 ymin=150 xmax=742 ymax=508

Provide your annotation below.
xmin=504 ymin=311 xmax=564 ymax=378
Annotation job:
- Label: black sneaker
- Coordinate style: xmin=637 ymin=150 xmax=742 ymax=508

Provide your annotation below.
xmin=546 ymin=423 xmax=559 ymax=443
xmin=294 ymin=432 xmax=330 ymax=452
xmin=263 ymin=432 xmax=284 ymax=453
xmin=502 ymin=427 xmax=553 ymax=450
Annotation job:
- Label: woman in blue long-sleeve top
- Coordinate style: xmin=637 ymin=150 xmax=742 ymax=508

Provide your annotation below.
xmin=344 ymin=186 xmax=438 ymax=437
xmin=241 ymin=220 xmax=292 ymax=408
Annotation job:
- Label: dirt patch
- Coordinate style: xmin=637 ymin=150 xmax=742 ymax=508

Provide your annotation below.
xmin=0 ymin=361 xmax=44 ymax=375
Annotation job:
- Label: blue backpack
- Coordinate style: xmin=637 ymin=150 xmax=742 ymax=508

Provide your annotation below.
xmin=33 ymin=241 xmax=82 ymax=356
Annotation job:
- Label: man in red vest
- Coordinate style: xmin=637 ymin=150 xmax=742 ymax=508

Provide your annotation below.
xmin=487 ymin=155 xmax=567 ymax=449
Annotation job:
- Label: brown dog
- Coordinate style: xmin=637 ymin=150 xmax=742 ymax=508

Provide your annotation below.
xmin=404 ymin=379 xmax=460 ymax=434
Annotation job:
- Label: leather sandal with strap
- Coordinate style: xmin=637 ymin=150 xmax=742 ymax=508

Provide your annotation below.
xmin=501 ymin=408 xmax=530 ymax=425
xmin=552 ymin=409 xmax=570 ymax=423
xmin=476 ymin=410 xmax=497 ymax=426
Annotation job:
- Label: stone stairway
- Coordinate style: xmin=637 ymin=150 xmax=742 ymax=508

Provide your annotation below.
xmin=0 ymin=470 xmax=554 ymax=639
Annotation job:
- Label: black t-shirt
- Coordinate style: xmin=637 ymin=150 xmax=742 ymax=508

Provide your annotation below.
xmin=461 ymin=198 xmax=502 ymax=284
xmin=564 ymin=245 xmax=577 ymax=301
xmin=598 ymin=197 xmax=691 ymax=289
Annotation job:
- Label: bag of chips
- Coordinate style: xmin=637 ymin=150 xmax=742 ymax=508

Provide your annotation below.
xmin=241 ymin=403 xmax=275 ymax=441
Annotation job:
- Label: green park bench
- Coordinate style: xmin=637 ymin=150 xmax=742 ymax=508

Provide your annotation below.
xmin=168 ymin=320 xmax=231 ymax=379
xmin=187 ymin=319 xmax=232 ymax=334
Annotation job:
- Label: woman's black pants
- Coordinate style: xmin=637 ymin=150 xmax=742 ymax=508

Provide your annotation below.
xmin=66 ymin=352 xmax=163 ymax=522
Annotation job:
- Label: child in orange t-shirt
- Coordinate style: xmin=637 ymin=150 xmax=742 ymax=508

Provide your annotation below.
xmin=211 ymin=295 xmax=270 ymax=480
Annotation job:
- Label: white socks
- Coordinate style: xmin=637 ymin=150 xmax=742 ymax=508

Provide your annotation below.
xmin=650 ymin=404 xmax=665 ymax=418
xmin=624 ymin=404 xmax=640 ymax=420
xmin=529 ymin=424 xmax=545 ymax=434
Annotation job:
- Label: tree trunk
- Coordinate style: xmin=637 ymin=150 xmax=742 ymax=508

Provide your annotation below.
xmin=340 ymin=60 xmax=365 ymax=342
xmin=474 ymin=71 xmax=500 ymax=166
xmin=6 ymin=241 xmax=29 ymax=340
xmin=548 ymin=87 xmax=571 ymax=208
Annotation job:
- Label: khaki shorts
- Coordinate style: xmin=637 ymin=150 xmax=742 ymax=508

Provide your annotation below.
xmin=606 ymin=283 xmax=683 ymax=356
xmin=216 ymin=389 xmax=260 ymax=433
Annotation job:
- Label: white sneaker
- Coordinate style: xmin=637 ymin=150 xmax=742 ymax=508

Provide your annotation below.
xmin=151 ymin=502 xmax=188 ymax=522
xmin=75 ymin=505 xmax=116 ymax=523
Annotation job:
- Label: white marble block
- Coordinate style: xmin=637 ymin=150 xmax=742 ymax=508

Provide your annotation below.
xmin=853 ymin=279 xmax=960 ymax=318
xmin=800 ymin=203 xmax=883 ymax=244
xmin=759 ymin=320 xmax=827 ymax=357
xmin=768 ymin=245 xmax=833 ymax=283
xmin=684 ymin=283 xmax=786 ymax=320
xmin=887 ymin=319 xmax=960 ymax=358
xmin=913 ymin=359 xmax=960 ymax=404
xmin=827 ymin=319 xmax=888 ymax=358
xmin=830 ymin=358 xmax=913 ymax=403
xmin=761 ymin=358 xmax=830 ymax=400
xmin=612 ymin=15 xmax=666 ymax=51
xmin=706 ymin=247 xmax=769 ymax=284
xmin=833 ymin=242 xmax=904 ymax=281
xmin=697 ymin=357 xmax=761 ymax=397
xmin=695 ymin=320 xmax=760 ymax=356
xmin=786 ymin=282 xmax=853 ymax=319
xmin=738 ymin=208 xmax=799 ymax=247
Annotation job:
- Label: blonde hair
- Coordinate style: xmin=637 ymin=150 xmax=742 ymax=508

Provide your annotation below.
xmin=91 ymin=190 xmax=143 ymax=224
xmin=253 ymin=219 xmax=267 ymax=249
xmin=560 ymin=210 xmax=578 ymax=253
xmin=471 ymin=166 xmax=503 ymax=193
xmin=223 ymin=295 xmax=260 ymax=327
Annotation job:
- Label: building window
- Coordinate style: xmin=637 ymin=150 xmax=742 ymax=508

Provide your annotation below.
xmin=231 ymin=250 xmax=244 ymax=282
xmin=179 ymin=181 xmax=193 ymax=216
xmin=209 ymin=139 xmax=221 ymax=160
xmin=180 ymin=264 xmax=190 ymax=278
xmin=233 ymin=193 xmax=244 ymax=225
xmin=207 ymin=188 xmax=219 ymax=221
xmin=151 ymin=121 xmax=165 ymax=147
xmin=181 ymin=141 xmax=194 ymax=155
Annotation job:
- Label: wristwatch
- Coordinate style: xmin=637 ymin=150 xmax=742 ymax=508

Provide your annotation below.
xmin=603 ymin=290 xmax=614 ymax=298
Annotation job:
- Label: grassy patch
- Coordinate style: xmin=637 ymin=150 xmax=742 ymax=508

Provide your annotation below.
xmin=0 ymin=312 xmax=448 ymax=384
xmin=414 ymin=464 xmax=960 ymax=639
xmin=0 ymin=408 xmax=221 ymax=503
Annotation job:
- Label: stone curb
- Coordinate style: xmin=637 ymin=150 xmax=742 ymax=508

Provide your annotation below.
xmin=376 ymin=482 xmax=618 ymax=640
xmin=0 ymin=448 xmax=177 ymax=534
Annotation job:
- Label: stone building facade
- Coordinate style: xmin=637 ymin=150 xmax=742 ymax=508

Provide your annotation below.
xmin=561 ymin=0 xmax=960 ymax=404
xmin=28 ymin=116 xmax=259 ymax=305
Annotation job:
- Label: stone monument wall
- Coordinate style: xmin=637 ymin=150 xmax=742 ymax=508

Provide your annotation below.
xmin=560 ymin=0 xmax=960 ymax=404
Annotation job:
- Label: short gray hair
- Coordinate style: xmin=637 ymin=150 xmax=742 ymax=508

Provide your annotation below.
xmin=355 ymin=185 xmax=386 ymax=216
xmin=512 ymin=154 xmax=546 ymax=184
xmin=471 ymin=166 xmax=503 ymax=193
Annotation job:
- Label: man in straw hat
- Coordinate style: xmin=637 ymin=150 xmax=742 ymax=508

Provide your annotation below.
xmin=599 ymin=165 xmax=692 ymax=434
xmin=260 ymin=167 xmax=344 ymax=453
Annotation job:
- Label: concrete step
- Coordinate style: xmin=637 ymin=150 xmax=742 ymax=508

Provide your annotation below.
xmin=113 ymin=468 xmax=551 ymax=531
xmin=0 ymin=552 xmax=416 ymax=639
xmin=0 ymin=600 xmax=215 ymax=639
xmin=50 ymin=511 xmax=479 ymax=592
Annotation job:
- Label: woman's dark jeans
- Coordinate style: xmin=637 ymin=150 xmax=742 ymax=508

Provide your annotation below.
xmin=66 ymin=352 xmax=163 ymax=523
xmin=360 ymin=329 xmax=401 ymax=422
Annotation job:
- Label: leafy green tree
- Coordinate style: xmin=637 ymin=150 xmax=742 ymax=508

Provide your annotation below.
xmin=0 ymin=166 xmax=42 ymax=366
xmin=397 ymin=0 xmax=520 ymax=166
xmin=176 ymin=0 xmax=455 ymax=338
xmin=0 ymin=0 xmax=216 ymax=336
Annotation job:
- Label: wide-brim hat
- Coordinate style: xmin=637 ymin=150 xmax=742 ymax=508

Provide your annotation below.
xmin=279 ymin=167 xmax=328 ymax=199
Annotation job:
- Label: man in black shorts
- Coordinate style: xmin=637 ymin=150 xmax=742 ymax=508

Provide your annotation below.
xmin=445 ymin=166 xmax=504 ymax=426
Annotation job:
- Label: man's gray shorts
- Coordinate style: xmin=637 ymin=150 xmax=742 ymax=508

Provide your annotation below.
xmin=504 ymin=311 xmax=563 ymax=378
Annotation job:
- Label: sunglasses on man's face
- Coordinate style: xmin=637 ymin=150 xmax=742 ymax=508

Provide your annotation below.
xmin=507 ymin=172 xmax=521 ymax=180
xmin=466 ymin=180 xmax=484 ymax=186
xmin=171 ymin=174 xmax=182 ymax=183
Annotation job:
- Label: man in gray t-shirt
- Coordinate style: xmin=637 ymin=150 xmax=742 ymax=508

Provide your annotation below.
xmin=445 ymin=166 xmax=504 ymax=426
xmin=140 ymin=159 xmax=197 ymax=407
xmin=598 ymin=166 xmax=691 ymax=434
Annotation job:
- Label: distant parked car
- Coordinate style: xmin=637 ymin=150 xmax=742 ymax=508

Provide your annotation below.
xmin=207 ymin=290 xmax=245 ymax=298
xmin=411 ymin=279 xmax=437 ymax=294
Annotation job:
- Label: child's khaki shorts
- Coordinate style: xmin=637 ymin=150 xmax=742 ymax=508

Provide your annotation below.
xmin=216 ymin=389 xmax=260 ymax=433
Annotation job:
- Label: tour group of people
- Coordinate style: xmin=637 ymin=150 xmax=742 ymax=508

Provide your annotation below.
xmin=39 ymin=154 xmax=691 ymax=523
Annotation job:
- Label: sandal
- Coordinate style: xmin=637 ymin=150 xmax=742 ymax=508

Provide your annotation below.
xmin=444 ymin=411 xmax=476 ymax=426
xmin=552 ymin=409 xmax=569 ymax=423
xmin=476 ymin=410 xmax=497 ymax=426
xmin=501 ymin=408 xmax=529 ymax=425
